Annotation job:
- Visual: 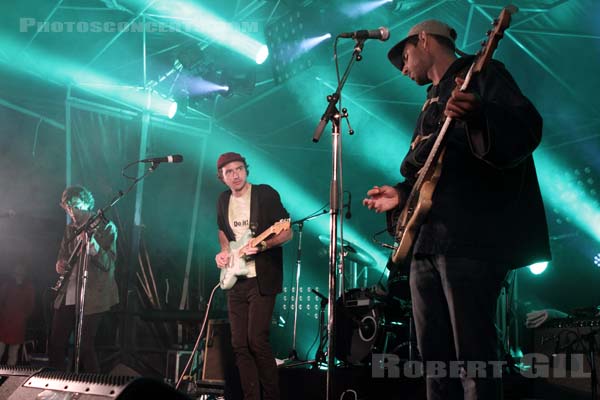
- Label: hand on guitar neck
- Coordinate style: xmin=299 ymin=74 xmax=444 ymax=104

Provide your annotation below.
xmin=444 ymin=77 xmax=483 ymax=122
xmin=56 ymin=259 xmax=68 ymax=274
xmin=362 ymin=185 xmax=406 ymax=213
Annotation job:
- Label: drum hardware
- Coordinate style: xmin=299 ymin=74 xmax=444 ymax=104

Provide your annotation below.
xmin=317 ymin=234 xmax=377 ymax=291
xmin=286 ymin=210 xmax=328 ymax=362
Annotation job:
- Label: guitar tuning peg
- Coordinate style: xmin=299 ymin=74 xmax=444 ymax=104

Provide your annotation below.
xmin=487 ymin=30 xmax=492 ymax=36
xmin=493 ymin=19 xmax=498 ymax=26
xmin=481 ymin=40 xmax=487 ymax=47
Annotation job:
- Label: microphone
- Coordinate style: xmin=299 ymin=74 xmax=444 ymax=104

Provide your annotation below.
xmin=345 ymin=191 xmax=352 ymax=219
xmin=339 ymin=27 xmax=390 ymax=42
xmin=140 ymin=154 xmax=184 ymax=164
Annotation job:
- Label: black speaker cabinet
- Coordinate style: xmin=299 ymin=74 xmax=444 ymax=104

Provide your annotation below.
xmin=532 ymin=318 xmax=600 ymax=399
xmin=1 ymin=367 xmax=191 ymax=399
xmin=335 ymin=289 xmax=384 ymax=365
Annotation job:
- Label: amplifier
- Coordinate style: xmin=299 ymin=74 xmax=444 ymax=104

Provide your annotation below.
xmin=201 ymin=319 xmax=235 ymax=384
xmin=532 ymin=318 xmax=600 ymax=399
xmin=541 ymin=317 xmax=600 ymax=329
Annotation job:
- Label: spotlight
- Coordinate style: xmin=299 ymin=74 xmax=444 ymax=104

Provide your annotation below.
xmin=255 ymin=45 xmax=269 ymax=65
xmin=178 ymin=45 xmax=256 ymax=102
xmin=172 ymin=88 xmax=189 ymax=117
xmin=167 ymin=102 xmax=178 ymax=119
xmin=594 ymin=253 xmax=600 ymax=268
xmin=528 ymin=261 xmax=549 ymax=275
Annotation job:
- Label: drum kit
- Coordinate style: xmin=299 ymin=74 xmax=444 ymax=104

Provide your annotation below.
xmin=310 ymin=235 xmax=417 ymax=366
xmin=278 ymin=229 xmax=419 ymax=370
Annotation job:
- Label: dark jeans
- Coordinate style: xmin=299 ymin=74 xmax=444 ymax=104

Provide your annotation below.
xmin=410 ymin=255 xmax=508 ymax=400
xmin=227 ymin=278 xmax=279 ymax=400
xmin=48 ymin=305 xmax=103 ymax=373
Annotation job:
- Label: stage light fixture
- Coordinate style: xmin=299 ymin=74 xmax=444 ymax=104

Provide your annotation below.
xmin=148 ymin=0 xmax=270 ymax=65
xmin=527 ymin=261 xmax=548 ymax=275
xmin=265 ymin=10 xmax=331 ymax=85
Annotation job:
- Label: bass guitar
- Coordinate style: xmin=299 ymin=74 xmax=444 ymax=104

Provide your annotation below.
xmin=220 ymin=219 xmax=291 ymax=290
xmin=391 ymin=6 xmax=517 ymax=264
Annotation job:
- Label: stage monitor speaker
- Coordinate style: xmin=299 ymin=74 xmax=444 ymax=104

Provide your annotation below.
xmin=0 ymin=366 xmax=43 ymax=399
xmin=532 ymin=317 xmax=600 ymax=399
xmin=2 ymin=369 xmax=192 ymax=400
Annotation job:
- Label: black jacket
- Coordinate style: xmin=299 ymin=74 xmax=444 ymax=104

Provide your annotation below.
xmin=217 ymin=184 xmax=289 ymax=295
xmin=390 ymin=56 xmax=551 ymax=269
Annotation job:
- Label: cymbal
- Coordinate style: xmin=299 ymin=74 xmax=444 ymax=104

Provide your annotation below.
xmin=317 ymin=234 xmax=376 ymax=267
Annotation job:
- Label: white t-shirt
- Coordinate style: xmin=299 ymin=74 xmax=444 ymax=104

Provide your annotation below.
xmin=228 ymin=185 xmax=256 ymax=278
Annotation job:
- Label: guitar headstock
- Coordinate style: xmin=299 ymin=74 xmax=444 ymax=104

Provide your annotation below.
xmin=473 ymin=5 xmax=518 ymax=73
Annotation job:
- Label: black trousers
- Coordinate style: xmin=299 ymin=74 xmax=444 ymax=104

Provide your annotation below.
xmin=227 ymin=278 xmax=279 ymax=400
xmin=410 ymin=255 xmax=508 ymax=400
xmin=48 ymin=305 xmax=103 ymax=373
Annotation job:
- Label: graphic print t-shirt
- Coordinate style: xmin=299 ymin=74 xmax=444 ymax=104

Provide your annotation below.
xmin=228 ymin=185 xmax=256 ymax=278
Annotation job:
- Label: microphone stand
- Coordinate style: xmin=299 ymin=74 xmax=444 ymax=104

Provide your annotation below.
xmin=312 ymin=289 xmax=329 ymax=370
xmin=67 ymin=160 xmax=161 ymax=373
xmin=312 ymin=37 xmax=365 ymax=400
xmin=288 ymin=210 xmax=328 ymax=362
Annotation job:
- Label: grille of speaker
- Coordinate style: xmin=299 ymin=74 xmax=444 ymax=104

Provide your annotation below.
xmin=24 ymin=371 xmax=137 ymax=397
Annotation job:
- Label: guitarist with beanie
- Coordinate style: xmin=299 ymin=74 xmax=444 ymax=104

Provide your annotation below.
xmin=215 ymin=152 xmax=292 ymax=400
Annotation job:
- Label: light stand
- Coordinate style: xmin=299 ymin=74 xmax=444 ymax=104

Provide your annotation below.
xmin=312 ymin=37 xmax=366 ymax=400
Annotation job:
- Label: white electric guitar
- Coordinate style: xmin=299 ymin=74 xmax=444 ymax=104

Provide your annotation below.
xmin=219 ymin=219 xmax=290 ymax=290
